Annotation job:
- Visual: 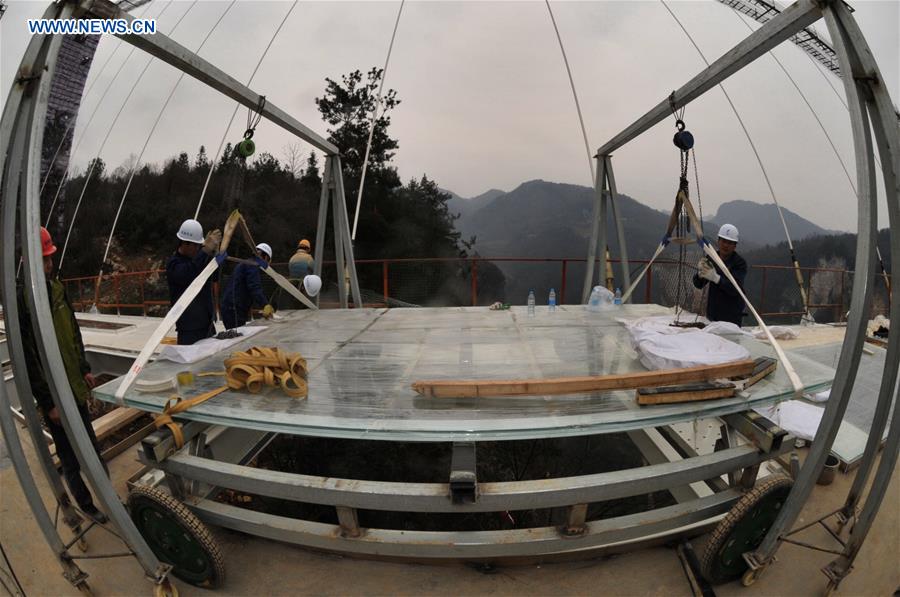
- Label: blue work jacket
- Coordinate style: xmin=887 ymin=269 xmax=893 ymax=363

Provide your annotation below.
xmin=166 ymin=250 xmax=217 ymax=333
xmin=221 ymin=263 xmax=268 ymax=318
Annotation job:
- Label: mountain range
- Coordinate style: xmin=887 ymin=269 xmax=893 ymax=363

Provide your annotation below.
xmin=445 ymin=179 xmax=838 ymax=305
xmin=447 ymin=180 xmax=833 ymax=258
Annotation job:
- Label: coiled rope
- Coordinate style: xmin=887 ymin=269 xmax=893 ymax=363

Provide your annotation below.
xmin=154 ymin=346 xmax=308 ymax=448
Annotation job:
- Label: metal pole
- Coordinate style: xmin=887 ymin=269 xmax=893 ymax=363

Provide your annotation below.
xmin=596 ymin=0 xmax=821 ymax=156
xmin=331 ymin=163 xmax=348 ymax=309
xmin=80 ymin=0 xmax=339 ymax=155
xmin=581 ymin=156 xmax=606 ymax=303
xmin=0 ymin=17 xmax=90 ymax=590
xmin=14 ymin=6 xmax=166 ymax=582
xmin=332 ymin=157 xmax=363 ymax=308
xmin=604 ymin=156 xmax=632 ymax=298
xmin=599 ymin=181 xmax=609 ymax=292
xmin=313 ymin=157 xmax=332 ymax=307
xmin=0 ymin=1 xmax=81 ymax=517
xmin=747 ymin=0 xmax=880 ymax=572
xmin=820 ymin=3 xmax=900 ymax=585
xmin=560 ymin=260 xmax=567 ymax=304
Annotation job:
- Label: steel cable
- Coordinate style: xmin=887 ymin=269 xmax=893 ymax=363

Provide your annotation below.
xmin=351 ymin=0 xmax=405 ymax=240
xmin=194 ymin=0 xmax=299 ymax=219
xmin=96 ymin=0 xmax=236 ymax=282
xmin=59 ymin=0 xmax=193 ymax=272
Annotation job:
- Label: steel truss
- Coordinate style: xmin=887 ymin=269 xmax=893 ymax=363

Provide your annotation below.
xmin=0 ymin=0 xmax=360 ymax=592
xmin=590 ymin=0 xmax=899 ymax=590
xmin=131 ymin=418 xmax=793 ymax=560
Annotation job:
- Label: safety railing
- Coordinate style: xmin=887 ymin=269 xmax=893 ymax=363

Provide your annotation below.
xmin=61 ymin=257 xmax=891 ymax=324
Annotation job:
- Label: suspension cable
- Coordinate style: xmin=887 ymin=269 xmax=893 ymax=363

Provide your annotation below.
xmin=661 ymin=0 xmax=813 ymax=318
xmin=351 ymin=0 xmax=405 ymax=241
xmin=194 ymin=0 xmax=299 ymax=219
xmin=545 ymin=0 xmax=594 ymax=183
xmin=735 ymin=11 xmax=891 ymax=300
xmin=96 ymin=0 xmax=235 ymax=284
xmin=44 ymin=0 xmax=163 ymax=225
xmin=59 ymin=0 xmax=191 ymax=272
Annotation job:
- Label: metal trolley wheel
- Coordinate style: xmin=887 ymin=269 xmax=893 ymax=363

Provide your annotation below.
xmin=128 ymin=486 xmax=225 ymax=589
xmin=701 ymin=475 xmax=794 ymax=585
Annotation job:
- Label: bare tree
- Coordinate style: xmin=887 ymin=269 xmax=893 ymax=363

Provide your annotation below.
xmin=282 ymin=142 xmax=304 ymax=179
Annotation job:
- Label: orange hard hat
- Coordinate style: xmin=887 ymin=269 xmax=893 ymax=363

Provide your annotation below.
xmin=298 ymin=239 xmax=311 ymax=250
xmin=41 ymin=227 xmax=57 ymax=257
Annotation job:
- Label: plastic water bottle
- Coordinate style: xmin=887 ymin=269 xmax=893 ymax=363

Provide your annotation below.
xmin=614 ymin=287 xmax=622 ymax=306
xmin=589 ymin=287 xmax=601 ymax=312
xmin=527 ymin=290 xmax=536 ymax=317
xmin=548 ymin=288 xmax=557 ymax=313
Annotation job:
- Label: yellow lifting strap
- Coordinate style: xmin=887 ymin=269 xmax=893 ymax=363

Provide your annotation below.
xmin=224 ymin=346 xmax=308 ymax=398
xmin=154 ymin=346 xmax=308 ymax=449
xmin=155 ymin=385 xmax=229 ymax=449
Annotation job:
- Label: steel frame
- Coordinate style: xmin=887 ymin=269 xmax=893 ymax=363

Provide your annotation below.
xmin=131 ymin=420 xmax=792 ymax=559
xmin=0 ymin=0 xmax=360 ymax=590
xmin=2 ymin=0 xmax=895 ymax=587
xmin=590 ymin=0 xmax=899 ymax=588
xmin=582 ymin=156 xmax=632 ymax=303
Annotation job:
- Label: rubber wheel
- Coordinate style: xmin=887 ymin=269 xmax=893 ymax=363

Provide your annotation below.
xmin=128 ymin=486 xmax=225 ymax=589
xmin=701 ymin=475 xmax=793 ymax=585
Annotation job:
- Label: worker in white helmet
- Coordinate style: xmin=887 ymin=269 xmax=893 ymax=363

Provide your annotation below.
xmin=166 ymin=219 xmax=221 ymax=344
xmin=693 ymin=223 xmax=747 ymax=326
xmin=220 ymin=242 xmax=275 ymax=329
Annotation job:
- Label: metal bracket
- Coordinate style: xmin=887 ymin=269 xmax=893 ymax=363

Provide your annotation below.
xmin=560 ymin=503 xmax=589 ymax=537
xmin=142 ymin=421 xmax=210 ymax=463
xmin=449 ymin=442 xmax=477 ymax=504
xmin=722 ymin=411 xmax=788 ymax=453
xmin=336 ymin=506 xmax=362 ymax=538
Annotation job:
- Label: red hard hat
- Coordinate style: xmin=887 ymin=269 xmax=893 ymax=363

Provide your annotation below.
xmin=41 ymin=227 xmax=57 ymax=257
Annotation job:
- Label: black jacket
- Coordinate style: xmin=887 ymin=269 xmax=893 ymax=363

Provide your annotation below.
xmin=693 ymin=251 xmax=747 ymax=326
xmin=165 ymin=250 xmax=217 ymax=333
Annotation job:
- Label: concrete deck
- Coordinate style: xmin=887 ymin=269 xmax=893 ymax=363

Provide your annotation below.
xmin=1 ymin=422 xmax=897 ymax=596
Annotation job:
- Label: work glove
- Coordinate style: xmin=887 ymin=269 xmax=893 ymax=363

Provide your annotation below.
xmin=261 ymin=304 xmax=275 ymax=319
xmin=254 ymin=256 xmax=269 ymax=270
xmin=215 ymin=251 xmax=228 ymax=267
xmin=698 ymin=258 xmax=721 ymax=284
xmin=202 ymin=229 xmax=222 ymax=255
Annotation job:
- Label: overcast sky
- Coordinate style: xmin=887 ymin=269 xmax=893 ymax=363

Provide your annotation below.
xmin=2 ymin=0 xmax=898 ymax=233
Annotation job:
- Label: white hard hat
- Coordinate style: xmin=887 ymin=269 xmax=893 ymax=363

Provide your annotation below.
xmin=176 ymin=219 xmax=203 ymax=243
xmin=256 ymin=243 xmax=273 ymax=259
xmin=303 ymin=274 xmax=322 ymax=297
xmin=718 ymin=223 xmax=739 ymax=243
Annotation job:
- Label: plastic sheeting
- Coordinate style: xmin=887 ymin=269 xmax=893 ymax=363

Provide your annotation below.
xmin=93 ymin=305 xmax=835 ymax=441
xmin=755 ymin=401 xmax=823 ymax=441
xmin=157 ymin=326 xmax=267 ymax=364
xmin=622 ymin=314 xmax=751 ymax=370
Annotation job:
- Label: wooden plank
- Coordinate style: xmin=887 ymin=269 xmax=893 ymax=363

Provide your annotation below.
xmin=92 ymin=406 xmax=144 ymax=442
xmin=412 ymin=359 xmax=755 ymax=398
xmin=734 ymin=357 xmax=777 ymax=389
xmin=636 ymin=382 xmax=736 ymax=406
xmin=101 ymin=421 xmax=155 ymax=462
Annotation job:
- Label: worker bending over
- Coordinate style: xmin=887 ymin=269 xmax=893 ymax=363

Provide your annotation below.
xmin=693 ymin=224 xmax=747 ymax=327
xmin=166 ymin=219 xmax=221 ymax=345
xmin=18 ymin=228 xmax=109 ymax=523
xmin=221 ymin=243 xmax=275 ymax=329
